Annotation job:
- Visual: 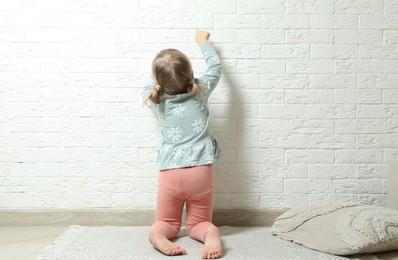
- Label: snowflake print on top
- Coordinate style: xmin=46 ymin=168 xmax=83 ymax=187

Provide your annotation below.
xmin=163 ymin=144 xmax=172 ymax=152
xmin=172 ymin=104 xmax=186 ymax=116
xmin=192 ymin=118 xmax=205 ymax=133
xmin=168 ymin=126 xmax=183 ymax=142
xmin=172 ymin=147 xmax=185 ymax=158
xmin=186 ymin=155 xmax=199 ymax=166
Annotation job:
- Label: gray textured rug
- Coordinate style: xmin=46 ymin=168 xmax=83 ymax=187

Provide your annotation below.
xmin=37 ymin=226 xmax=384 ymax=260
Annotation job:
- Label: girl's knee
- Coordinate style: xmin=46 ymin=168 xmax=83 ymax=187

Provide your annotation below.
xmin=151 ymin=221 xmax=181 ymax=239
xmin=186 ymin=221 xmax=214 ymax=241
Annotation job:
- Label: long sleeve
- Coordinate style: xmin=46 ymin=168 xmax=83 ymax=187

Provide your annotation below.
xmin=140 ymin=76 xmax=157 ymax=111
xmin=198 ymin=42 xmax=221 ymax=94
xmin=141 ymin=76 xmax=153 ymax=101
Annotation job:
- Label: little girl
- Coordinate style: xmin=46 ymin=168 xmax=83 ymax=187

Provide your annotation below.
xmin=141 ymin=31 xmax=222 ymax=259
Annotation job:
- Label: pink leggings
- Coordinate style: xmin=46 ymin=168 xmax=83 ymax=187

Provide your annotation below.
xmin=151 ymin=164 xmax=215 ymax=242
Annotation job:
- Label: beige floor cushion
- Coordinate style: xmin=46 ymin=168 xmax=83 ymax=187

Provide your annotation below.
xmin=272 ymin=203 xmax=398 ymax=256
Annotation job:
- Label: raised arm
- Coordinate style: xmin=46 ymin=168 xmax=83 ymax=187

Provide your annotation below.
xmin=140 ymin=75 xmax=157 ymax=110
xmin=196 ymin=31 xmax=221 ymax=94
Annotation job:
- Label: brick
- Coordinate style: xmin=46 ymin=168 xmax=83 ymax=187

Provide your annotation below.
xmin=139 ymin=0 xmax=188 ymax=13
xmin=284 ymin=179 xmax=332 ymax=194
xmin=12 ymin=163 xmax=62 ymax=177
xmin=62 ymin=162 xmax=110 ymax=177
xmin=238 ymin=29 xmax=284 ymax=44
xmin=357 ymin=164 xmax=388 ymax=179
xmin=141 ymin=29 xmax=189 ymax=44
xmin=309 ymin=74 xmax=356 ymax=89
xmin=335 ymin=149 xmax=383 ymax=163
xmin=385 ymin=60 xmax=398 ymax=73
xmin=291 ymin=58 xmax=336 ymax=74
xmin=311 ymin=45 xmax=358 ymax=59
xmin=218 ymin=44 xmax=261 ymax=59
xmin=261 ymin=74 xmax=308 ymax=89
xmin=360 ymin=45 xmax=398 ymax=59
xmin=238 ymin=89 xmax=284 ymax=104
xmin=336 ymin=0 xmax=384 ymax=14
xmin=310 ymin=15 xmax=358 ymax=29
xmin=112 ymin=193 xmax=156 ymax=208
xmin=237 ymin=59 xmax=285 ymax=74
xmin=360 ymin=15 xmax=398 ymax=29
xmin=384 ymin=119 xmax=398 ymax=133
xmin=215 ymin=15 xmax=262 ymax=28
xmin=259 ymin=163 xmax=308 ymax=179
xmin=260 ymin=194 xmax=309 ymax=208
xmin=165 ymin=14 xmax=213 ymax=29
xmin=333 ymin=179 xmax=382 ymax=194
xmin=285 ymin=89 xmax=334 ymax=104
xmin=335 ymin=119 xmax=384 ymax=134
xmin=385 ymin=30 xmax=398 ymax=45
xmin=235 ymin=178 xmax=283 ymax=193
xmin=259 ymin=134 xmax=308 ymax=148
xmin=356 ymin=105 xmax=398 ymax=118
xmin=384 ymin=149 xmax=398 ymax=162
xmin=358 ymin=195 xmax=387 ymax=205
xmin=210 ymin=29 xmax=237 ymax=43
xmin=238 ymin=0 xmax=284 ymax=14
xmin=358 ymin=134 xmax=398 ymax=148
xmin=87 ymin=178 xmax=136 ymax=193
xmin=259 ymin=105 xmax=306 ymax=119
xmin=287 ymin=30 xmax=334 ymax=44
xmin=287 ymin=0 xmax=334 ymax=14
xmin=237 ymin=148 xmax=284 ymax=163
xmin=262 ymin=45 xmax=309 ymax=59
xmin=8 ymin=193 xmax=63 ymax=208
xmin=336 ymin=30 xmax=383 ymax=44
xmin=262 ymin=14 xmax=309 ymax=29
xmin=385 ymin=0 xmax=398 ymax=14
xmin=308 ymin=134 xmax=356 ymax=149
xmin=189 ymin=0 xmax=236 ymax=13
xmin=310 ymin=194 xmax=358 ymax=205
xmin=239 ymin=119 xmax=286 ymax=133
xmin=212 ymin=103 xmax=258 ymax=119
xmin=335 ymin=89 xmax=382 ymax=104
xmin=215 ymin=163 xmax=258 ymax=178
xmin=287 ymin=119 xmax=335 ymax=134
xmin=214 ymin=177 xmax=234 ymax=193
xmin=306 ymin=105 xmax=356 ymax=119
xmin=308 ymin=164 xmax=356 ymax=179
xmin=358 ymin=75 xmax=398 ymax=89
xmin=215 ymin=194 xmax=260 ymax=209
xmin=64 ymin=193 xmax=112 ymax=208
xmin=286 ymin=149 xmax=334 ymax=164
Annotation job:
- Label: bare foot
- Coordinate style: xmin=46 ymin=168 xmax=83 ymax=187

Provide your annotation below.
xmin=149 ymin=226 xmax=186 ymax=256
xmin=201 ymin=225 xmax=222 ymax=259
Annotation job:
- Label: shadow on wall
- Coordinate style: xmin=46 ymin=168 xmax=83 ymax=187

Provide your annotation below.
xmin=210 ymin=46 xmax=247 ymax=209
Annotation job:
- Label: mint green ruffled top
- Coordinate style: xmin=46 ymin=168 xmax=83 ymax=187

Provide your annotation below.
xmin=141 ymin=42 xmax=222 ymax=171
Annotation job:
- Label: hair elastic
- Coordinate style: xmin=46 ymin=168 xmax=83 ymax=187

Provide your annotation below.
xmin=154 ymin=84 xmax=161 ymax=91
xmin=189 ymin=79 xmax=195 ymax=85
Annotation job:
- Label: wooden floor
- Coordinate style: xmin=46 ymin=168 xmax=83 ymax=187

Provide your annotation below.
xmin=0 ymin=226 xmax=68 ymax=260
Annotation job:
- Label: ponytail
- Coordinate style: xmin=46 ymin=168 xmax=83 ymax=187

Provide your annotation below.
xmin=145 ymin=84 xmax=164 ymax=105
xmin=187 ymin=79 xmax=204 ymax=97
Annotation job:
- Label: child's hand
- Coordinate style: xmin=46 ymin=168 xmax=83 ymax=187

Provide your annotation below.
xmin=195 ymin=30 xmax=210 ymax=45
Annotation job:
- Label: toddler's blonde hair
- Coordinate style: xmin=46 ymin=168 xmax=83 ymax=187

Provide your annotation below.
xmin=147 ymin=49 xmax=203 ymax=104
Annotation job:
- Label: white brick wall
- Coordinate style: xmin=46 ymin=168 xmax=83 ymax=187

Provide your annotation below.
xmin=0 ymin=0 xmax=397 ymax=209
